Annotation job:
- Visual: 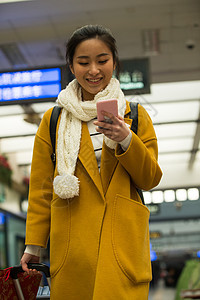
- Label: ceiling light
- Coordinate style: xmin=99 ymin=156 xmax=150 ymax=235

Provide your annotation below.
xmin=0 ymin=0 xmax=32 ymax=3
xmin=21 ymin=199 xmax=28 ymax=212
xmin=176 ymin=189 xmax=187 ymax=201
xmin=188 ymin=188 xmax=199 ymax=201
xmin=164 ymin=190 xmax=175 ymax=202
xmin=143 ymin=191 xmax=152 ymax=204
xmin=152 ymin=191 xmax=164 ymax=204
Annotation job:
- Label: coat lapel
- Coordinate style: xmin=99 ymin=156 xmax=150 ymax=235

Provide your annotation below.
xmin=100 ymin=143 xmax=118 ymax=194
xmin=78 ymin=122 xmax=104 ymax=198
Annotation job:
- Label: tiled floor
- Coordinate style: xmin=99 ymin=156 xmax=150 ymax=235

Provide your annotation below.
xmin=149 ymin=279 xmax=176 ymax=300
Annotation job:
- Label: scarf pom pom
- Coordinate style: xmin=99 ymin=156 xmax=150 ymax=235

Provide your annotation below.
xmin=53 ymin=174 xmax=79 ymax=199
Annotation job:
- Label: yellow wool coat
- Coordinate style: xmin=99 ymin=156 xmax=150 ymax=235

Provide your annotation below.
xmin=25 ymin=102 xmax=162 ymax=300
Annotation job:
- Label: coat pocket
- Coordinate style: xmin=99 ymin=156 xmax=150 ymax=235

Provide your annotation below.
xmin=111 ymin=194 xmax=152 ymax=283
xmin=50 ymin=197 xmax=71 ymax=277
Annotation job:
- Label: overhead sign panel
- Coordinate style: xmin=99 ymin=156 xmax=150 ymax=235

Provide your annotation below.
xmin=0 ymin=67 xmax=61 ymax=105
xmin=115 ymin=58 xmax=151 ymax=95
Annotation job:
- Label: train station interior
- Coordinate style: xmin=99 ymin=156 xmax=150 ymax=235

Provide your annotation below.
xmin=0 ymin=0 xmax=200 ymax=299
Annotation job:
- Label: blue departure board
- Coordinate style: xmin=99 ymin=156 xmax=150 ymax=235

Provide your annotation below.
xmin=0 ymin=212 xmax=5 ymax=225
xmin=0 ymin=67 xmax=61 ymax=105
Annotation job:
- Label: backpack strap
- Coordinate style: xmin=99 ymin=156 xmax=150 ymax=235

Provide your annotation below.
xmin=49 ymin=106 xmax=61 ymax=166
xmin=129 ymin=102 xmax=145 ymax=205
xmin=129 ymin=101 xmax=138 ymax=134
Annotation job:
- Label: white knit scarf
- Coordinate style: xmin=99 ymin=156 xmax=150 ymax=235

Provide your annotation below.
xmin=53 ymin=78 xmax=126 ymax=199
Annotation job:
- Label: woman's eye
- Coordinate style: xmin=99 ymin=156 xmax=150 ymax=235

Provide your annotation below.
xmin=79 ymin=62 xmax=88 ymax=66
xmin=99 ymin=60 xmax=108 ymax=64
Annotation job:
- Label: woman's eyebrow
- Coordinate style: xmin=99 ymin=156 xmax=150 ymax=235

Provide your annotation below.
xmin=77 ymin=53 xmax=110 ymax=59
xmin=77 ymin=55 xmax=89 ymax=59
xmin=97 ymin=53 xmax=110 ymax=57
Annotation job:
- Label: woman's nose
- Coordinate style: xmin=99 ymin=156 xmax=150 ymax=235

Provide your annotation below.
xmin=88 ymin=63 xmax=100 ymax=76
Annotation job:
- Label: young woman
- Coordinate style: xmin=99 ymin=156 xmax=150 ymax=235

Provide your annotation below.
xmin=21 ymin=24 xmax=162 ymax=299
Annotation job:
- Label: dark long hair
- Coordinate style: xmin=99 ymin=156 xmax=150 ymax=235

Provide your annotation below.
xmin=66 ymin=24 xmax=120 ymax=76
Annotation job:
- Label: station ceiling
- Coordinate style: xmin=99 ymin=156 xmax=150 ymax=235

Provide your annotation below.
xmin=0 ymin=0 xmax=200 ymax=189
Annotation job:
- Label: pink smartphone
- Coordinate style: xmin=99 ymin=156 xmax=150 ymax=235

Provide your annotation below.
xmin=96 ymin=99 xmax=118 ymax=122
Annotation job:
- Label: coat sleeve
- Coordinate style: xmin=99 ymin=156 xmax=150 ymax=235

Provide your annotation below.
xmin=25 ymin=107 xmax=54 ymax=248
xmin=115 ymin=104 xmax=162 ymax=191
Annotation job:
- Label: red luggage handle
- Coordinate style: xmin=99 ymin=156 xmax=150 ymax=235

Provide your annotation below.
xmin=10 ymin=263 xmax=50 ymax=279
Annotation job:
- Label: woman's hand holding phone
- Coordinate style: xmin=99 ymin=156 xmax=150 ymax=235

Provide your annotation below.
xmin=94 ymin=99 xmax=130 ymax=142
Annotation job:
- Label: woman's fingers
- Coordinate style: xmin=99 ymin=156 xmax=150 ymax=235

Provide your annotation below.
xmin=94 ymin=112 xmax=130 ymax=142
xmin=20 ymin=253 xmax=40 ymax=275
xmin=94 ymin=112 xmax=119 ymax=130
xmin=25 ymin=268 xmax=40 ymax=276
xmin=21 ymin=253 xmax=30 ymax=272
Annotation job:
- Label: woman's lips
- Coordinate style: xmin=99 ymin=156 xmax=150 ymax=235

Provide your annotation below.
xmin=86 ymin=78 xmax=103 ymax=84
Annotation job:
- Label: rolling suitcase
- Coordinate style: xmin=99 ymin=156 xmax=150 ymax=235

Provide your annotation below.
xmin=0 ymin=263 xmax=50 ymax=300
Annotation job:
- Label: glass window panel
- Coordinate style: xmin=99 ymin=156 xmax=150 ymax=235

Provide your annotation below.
xmin=143 ymin=191 xmax=152 ymax=204
xmin=158 ymin=153 xmax=190 ymax=164
xmin=0 ymin=115 xmax=37 ymax=137
xmin=129 ymin=80 xmax=200 ymax=103
xmin=152 ymin=191 xmax=164 ymax=203
xmin=0 ymin=104 xmax=24 ymax=116
xmin=150 ymin=101 xmax=199 ymax=124
xmin=158 ymin=137 xmax=193 ymax=153
xmin=188 ymin=188 xmax=199 ymax=201
xmin=164 ymin=190 xmax=175 ymax=202
xmin=176 ymin=189 xmax=187 ymax=201
xmin=1 ymin=136 xmax=34 ymax=153
xmin=32 ymin=102 xmax=55 ymax=113
xmin=154 ymin=122 xmax=196 ymax=139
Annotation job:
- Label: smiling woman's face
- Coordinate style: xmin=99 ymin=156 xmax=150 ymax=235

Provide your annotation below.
xmin=70 ymin=38 xmax=115 ymax=100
